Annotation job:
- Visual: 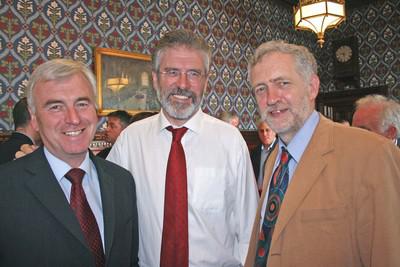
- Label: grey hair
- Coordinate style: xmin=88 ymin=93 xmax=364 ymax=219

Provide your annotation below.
xmin=26 ymin=59 xmax=97 ymax=113
xmin=152 ymin=29 xmax=211 ymax=74
xmin=355 ymin=94 xmax=400 ymax=138
xmin=219 ymin=111 xmax=239 ymax=123
xmin=248 ymin=40 xmax=318 ymax=83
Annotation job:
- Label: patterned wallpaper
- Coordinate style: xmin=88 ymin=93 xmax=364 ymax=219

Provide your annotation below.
xmin=0 ymin=0 xmax=398 ymax=131
xmin=321 ymin=0 xmax=399 ymax=98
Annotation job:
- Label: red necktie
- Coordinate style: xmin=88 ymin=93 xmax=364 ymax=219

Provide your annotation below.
xmin=160 ymin=126 xmax=189 ymax=267
xmin=65 ymin=168 xmax=105 ymax=267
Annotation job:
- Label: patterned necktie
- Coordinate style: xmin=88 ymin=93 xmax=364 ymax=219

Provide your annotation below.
xmin=160 ymin=126 xmax=189 ymax=267
xmin=254 ymin=147 xmax=291 ymax=267
xmin=65 ymin=168 xmax=105 ymax=267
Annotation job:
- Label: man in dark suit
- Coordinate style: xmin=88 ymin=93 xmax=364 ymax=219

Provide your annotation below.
xmin=0 ymin=97 xmax=40 ymax=164
xmin=250 ymin=120 xmax=277 ymax=193
xmin=0 ymin=59 xmax=139 ymax=267
xmin=352 ymin=94 xmax=400 ymax=148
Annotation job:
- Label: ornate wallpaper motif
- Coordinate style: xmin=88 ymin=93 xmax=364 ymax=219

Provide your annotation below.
xmin=0 ymin=0 xmax=398 ymax=130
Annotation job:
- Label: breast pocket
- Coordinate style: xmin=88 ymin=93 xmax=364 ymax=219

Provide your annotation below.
xmin=190 ymin=167 xmax=226 ymax=212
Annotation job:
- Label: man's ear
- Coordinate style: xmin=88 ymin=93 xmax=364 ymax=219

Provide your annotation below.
xmin=152 ymin=71 xmax=159 ymax=91
xmin=309 ymin=74 xmax=320 ymax=101
xmin=29 ymin=109 xmax=39 ymax=132
xmin=384 ymin=125 xmax=397 ymax=140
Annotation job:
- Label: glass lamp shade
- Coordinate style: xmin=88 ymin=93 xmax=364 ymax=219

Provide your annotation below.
xmin=294 ymin=0 xmax=345 ymax=47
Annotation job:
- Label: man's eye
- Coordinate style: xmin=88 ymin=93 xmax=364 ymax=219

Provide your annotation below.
xmin=76 ymin=101 xmax=89 ymax=108
xmin=278 ymin=81 xmax=290 ymax=87
xmin=166 ymin=69 xmax=179 ymax=77
xmin=48 ymin=104 xmax=62 ymax=111
xmin=254 ymin=86 xmax=266 ymax=95
xmin=187 ymin=70 xmax=201 ymax=78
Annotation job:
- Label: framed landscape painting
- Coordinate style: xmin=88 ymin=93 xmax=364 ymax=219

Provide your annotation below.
xmin=94 ymin=47 xmax=160 ymax=115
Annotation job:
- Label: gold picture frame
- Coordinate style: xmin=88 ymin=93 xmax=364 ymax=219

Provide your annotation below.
xmin=94 ymin=47 xmax=160 ymax=116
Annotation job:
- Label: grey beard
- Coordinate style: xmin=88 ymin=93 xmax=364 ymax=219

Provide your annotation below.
xmin=157 ymin=87 xmax=203 ymax=121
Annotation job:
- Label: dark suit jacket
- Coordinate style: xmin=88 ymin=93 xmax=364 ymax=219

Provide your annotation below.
xmin=97 ymin=146 xmax=112 ymax=159
xmin=250 ymin=140 xmax=277 ymax=183
xmin=0 ymin=132 xmax=33 ymax=164
xmin=0 ymin=147 xmax=139 ymax=267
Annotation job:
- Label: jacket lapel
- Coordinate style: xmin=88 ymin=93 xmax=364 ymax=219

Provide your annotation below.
xmin=92 ymin=155 xmax=115 ymax=259
xmin=24 ymin=148 xmax=88 ymax=248
xmin=270 ymin=115 xmax=334 ymax=248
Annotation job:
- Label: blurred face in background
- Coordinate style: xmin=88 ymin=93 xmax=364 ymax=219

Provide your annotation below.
xmin=105 ymin=116 xmax=125 ymax=144
xmin=258 ymin=121 xmax=276 ymax=146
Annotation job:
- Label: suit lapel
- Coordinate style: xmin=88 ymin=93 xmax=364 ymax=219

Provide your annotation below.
xmin=92 ymin=155 xmax=115 ymax=259
xmin=24 ymin=148 xmax=88 ymax=248
xmin=270 ymin=116 xmax=334 ymax=247
xmin=268 ymin=116 xmax=333 ymax=252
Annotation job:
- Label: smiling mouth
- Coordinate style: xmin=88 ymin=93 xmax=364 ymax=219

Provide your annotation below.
xmin=64 ymin=129 xmax=83 ymax=136
xmin=172 ymin=94 xmax=190 ymax=100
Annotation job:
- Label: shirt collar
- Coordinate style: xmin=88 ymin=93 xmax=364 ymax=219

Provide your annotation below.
xmin=262 ymin=138 xmax=276 ymax=151
xmin=44 ymin=147 xmax=91 ymax=183
xmin=158 ymin=108 xmax=204 ymax=134
xmin=278 ymin=110 xmax=320 ymax=164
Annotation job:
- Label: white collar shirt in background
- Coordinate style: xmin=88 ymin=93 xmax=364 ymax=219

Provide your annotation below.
xmin=107 ymin=109 xmax=258 ymax=267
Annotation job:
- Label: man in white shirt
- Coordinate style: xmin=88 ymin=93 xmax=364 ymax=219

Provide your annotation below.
xmin=107 ymin=29 xmax=258 ymax=267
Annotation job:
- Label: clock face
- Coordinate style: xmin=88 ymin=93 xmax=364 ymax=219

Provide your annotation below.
xmin=335 ymin=45 xmax=353 ymax=63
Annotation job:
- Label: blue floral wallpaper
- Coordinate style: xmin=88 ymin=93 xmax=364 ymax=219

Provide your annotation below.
xmin=0 ymin=0 xmax=398 ymax=131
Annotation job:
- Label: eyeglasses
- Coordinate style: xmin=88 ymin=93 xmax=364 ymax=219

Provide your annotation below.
xmin=159 ymin=69 xmax=205 ymax=83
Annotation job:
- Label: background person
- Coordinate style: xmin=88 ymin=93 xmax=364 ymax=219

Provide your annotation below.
xmin=0 ymin=59 xmax=139 ymax=267
xmin=250 ymin=120 xmax=277 ymax=194
xmin=352 ymin=94 xmax=400 ymax=147
xmin=107 ymin=29 xmax=258 ymax=267
xmin=97 ymin=110 xmax=132 ymax=159
xmin=219 ymin=111 xmax=240 ymax=128
xmin=244 ymin=40 xmax=400 ymax=267
xmin=0 ymin=97 xmax=40 ymax=164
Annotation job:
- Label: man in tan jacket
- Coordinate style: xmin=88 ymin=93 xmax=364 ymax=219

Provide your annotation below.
xmin=245 ymin=40 xmax=400 ymax=267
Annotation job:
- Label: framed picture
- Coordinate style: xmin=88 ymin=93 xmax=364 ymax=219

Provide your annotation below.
xmin=94 ymin=47 xmax=160 ymax=115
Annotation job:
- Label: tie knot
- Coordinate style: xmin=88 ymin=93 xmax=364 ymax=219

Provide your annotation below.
xmin=280 ymin=147 xmax=291 ymax=164
xmin=167 ymin=126 xmax=188 ymax=142
xmin=65 ymin=168 xmax=85 ymax=185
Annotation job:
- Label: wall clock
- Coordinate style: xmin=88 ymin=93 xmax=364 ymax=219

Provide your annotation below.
xmin=332 ymin=36 xmax=360 ymax=89
xmin=335 ymin=45 xmax=353 ymax=63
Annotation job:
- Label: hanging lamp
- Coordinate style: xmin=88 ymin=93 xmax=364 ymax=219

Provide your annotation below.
xmin=294 ymin=0 xmax=346 ymax=47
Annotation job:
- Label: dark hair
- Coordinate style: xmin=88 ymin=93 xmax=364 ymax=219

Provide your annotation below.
xmin=12 ymin=97 xmax=31 ymax=129
xmin=131 ymin=111 xmax=158 ymax=123
xmin=107 ymin=110 xmax=132 ymax=128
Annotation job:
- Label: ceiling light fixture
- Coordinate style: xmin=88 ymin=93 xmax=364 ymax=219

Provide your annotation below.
xmin=294 ymin=0 xmax=346 ymax=47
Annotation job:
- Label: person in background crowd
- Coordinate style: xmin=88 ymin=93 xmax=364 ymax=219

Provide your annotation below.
xmin=245 ymin=40 xmax=400 ymax=267
xmin=0 ymin=97 xmax=41 ymax=164
xmin=219 ymin=111 xmax=240 ymax=128
xmin=0 ymin=59 xmax=139 ymax=267
xmin=97 ymin=110 xmax=132 ymax=159
xmin=107 ymin=29 xmax=258 ymax=267
xmin=352 ymin=94 xmax=400 ymax=147
xmin=130 ymin=111 xmax=158 ymax=122
xmin=250 ymin=120 xmax=277 ymax=194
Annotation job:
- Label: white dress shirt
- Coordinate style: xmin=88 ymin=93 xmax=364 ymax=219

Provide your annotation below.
xmin=107 ymin=109 xmax=258 ymax=267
